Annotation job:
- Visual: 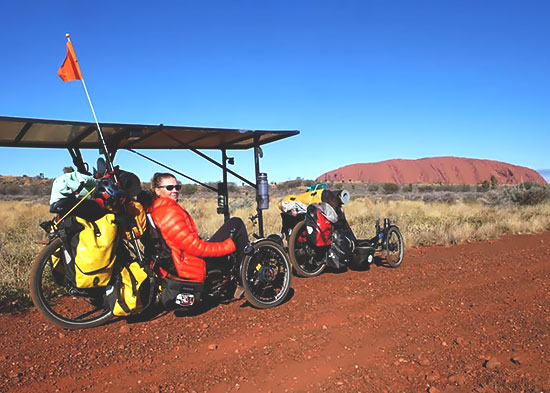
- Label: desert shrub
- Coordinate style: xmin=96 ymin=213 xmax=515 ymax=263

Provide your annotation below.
xmin=521 ymin=181 xmax=534 ymax=190
xmin=278 ymin=179 xmax=304 ymax=190
xmin=418 ymin=185 xmax=434 ymax=193
xmin=490 ymin=175 xmax=498 ymax=189
xmin=227 ymin=182 xmax=238 ymax=193
xmin=438 ymin=192 xmax=457 ymax=204
xmin=5 ymin=184 xmax=20 ymax=195
xmin=422 ymin=194 xmax=438 ymax=203
xmin=180 ymin=184 xmax=199 ymax=196
xmin=367 ymin=184 xmax=379 ymax=192
xmin=507 ymin=185 xmax=550 ymax=205
xmin=459 ymin=184 xmax=471 ymax=192
xmin=28 ymin=183 xmax=41 ymax=195
xmin=382 ymin=183 xmax=399 ymax=194
xmin=477 ymin=180 xmax=490 ymax=192
xmin=436 ymin=184 xmax=454 ymax=192
xmin=229 ymin=197 xmax=254 ymax=212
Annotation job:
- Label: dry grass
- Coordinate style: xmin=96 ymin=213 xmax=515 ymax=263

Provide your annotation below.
xmin=0 ymin=202 xmax=50 ymax=310
xmin=2 ymin=198 xmax=550 ymax=312
xmin=342 ymin=198 xmax=550 ymax=247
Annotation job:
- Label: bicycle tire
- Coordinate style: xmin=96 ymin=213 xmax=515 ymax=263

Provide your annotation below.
xmin=288 ymin=220 xmax=327 ymax=277
xmin=29 ymin=238 xmax=113 ymax=329
xmin=241 ymin=239 xmax=292 ymax=309
xmin=384 ymin=226 xmax=404 ymax=268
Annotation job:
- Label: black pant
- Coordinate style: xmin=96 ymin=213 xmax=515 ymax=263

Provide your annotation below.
xmin=206 ymin=217 xmax=249 ymax=272
xmin=208 ymin=217 xmax=249 ymax=255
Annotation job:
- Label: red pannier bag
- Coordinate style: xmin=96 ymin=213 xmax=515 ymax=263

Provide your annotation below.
xmin=305 ymin=203 xmax=334 ymax=247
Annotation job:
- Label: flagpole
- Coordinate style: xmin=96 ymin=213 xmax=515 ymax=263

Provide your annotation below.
xmin=65 ymin=33 xmax=115 ymax=174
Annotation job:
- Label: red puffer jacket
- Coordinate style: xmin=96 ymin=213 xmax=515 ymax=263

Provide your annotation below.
xmin=150 ymin=197 xmax=236 ymax=282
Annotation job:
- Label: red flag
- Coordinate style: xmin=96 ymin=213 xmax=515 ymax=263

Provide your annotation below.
xmin=58 ymin=40 xmax=82 ymax=82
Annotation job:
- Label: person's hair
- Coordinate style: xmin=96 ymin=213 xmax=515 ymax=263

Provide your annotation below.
xmin=150 ymin=172 xmax=177 ymax=198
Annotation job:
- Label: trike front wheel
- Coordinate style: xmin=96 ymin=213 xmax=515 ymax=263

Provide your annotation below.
xmin=241 ymin=239 xmax=292 ymax=309
xmin=384 ymin=226 xmax=404 ymax=268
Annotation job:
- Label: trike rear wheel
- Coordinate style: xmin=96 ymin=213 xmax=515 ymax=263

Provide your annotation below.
xmin=288 ymin=220 xmax=327 ymax=277
xmin=29 ymin=238 xmax=113 ymax=329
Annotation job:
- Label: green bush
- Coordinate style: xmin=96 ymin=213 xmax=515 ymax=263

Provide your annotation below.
xmin=277 ymin=179 xmax=304 ymax=190
xmin=507 ymin=185 xmax=550 ymax=205
xmin=180 ymin=184 xmax=199 ymax=196
xmin=477 ymin=180 xmax=490 ymax=192
xmin=418 ymin=185 xmax=434 ymax=193
xmin=6 ymin=184 xmax=20 ymax=195
xmin=382 ymin=183 xmax=399 ymax=194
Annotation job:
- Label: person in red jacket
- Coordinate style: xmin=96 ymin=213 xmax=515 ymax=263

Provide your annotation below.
xmin=148 ymin=172 xmax=250 ymax=285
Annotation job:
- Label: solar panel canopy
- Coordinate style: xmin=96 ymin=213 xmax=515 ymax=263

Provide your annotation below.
xmin=0 ymin=116 xmax=299 ymax=150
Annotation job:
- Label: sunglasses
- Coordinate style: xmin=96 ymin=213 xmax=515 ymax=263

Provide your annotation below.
xmin=157 ymin=184 xmax=182 ymax=191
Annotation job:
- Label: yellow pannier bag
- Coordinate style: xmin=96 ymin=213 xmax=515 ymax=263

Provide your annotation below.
xmin=124 ymin=200 xmax=147 ymax=240
xmin=278 ymin=189 xmax=325 ymax=215
xmin=70 ymin=213 xmax=118 ymax=288
xmin=50 ymin=246 xmax=66 ymax=285
xmin=106 ymin=262 xmax=150 ymax=317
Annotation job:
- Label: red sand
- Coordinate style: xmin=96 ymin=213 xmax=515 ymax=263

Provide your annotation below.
xmin=2 ymin=231 xmax=549 ymax=392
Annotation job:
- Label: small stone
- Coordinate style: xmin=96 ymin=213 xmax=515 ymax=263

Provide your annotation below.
xmin=426 ymin=370 xmax=440 ymax=382
xmin=419 ymin=358 xmax=431 ymax=366
xmin=510 ymin=356 xmax=522 ymax=365
xmin=58 ymin=332 xmax=65 ymax=339
xmin=202 ymin=323 xmax=209 ymax=329
xmin=483 ymin=358 xmax=501 ymax=369
xmin=427 ymin=387 xmax=440 ymax=393
xmin=119 ymin=325 xmax=130 ymax=334
xmin=208 ymin=344 xmax=218 ymax=351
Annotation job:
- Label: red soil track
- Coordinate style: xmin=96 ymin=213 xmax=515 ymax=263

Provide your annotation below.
xmin=1 ymin=231 xmax=549 ymax=393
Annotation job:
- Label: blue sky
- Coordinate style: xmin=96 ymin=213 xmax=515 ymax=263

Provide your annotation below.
xmin=1 ymin=0 xmax=549 ymax=183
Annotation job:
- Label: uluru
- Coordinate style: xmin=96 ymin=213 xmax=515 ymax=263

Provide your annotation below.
xmin=317 ymin=157 xmax=546 ymax=185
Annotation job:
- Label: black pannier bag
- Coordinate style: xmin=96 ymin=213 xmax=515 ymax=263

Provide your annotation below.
xmin=327 ymin=228 xmax=356 ymax=269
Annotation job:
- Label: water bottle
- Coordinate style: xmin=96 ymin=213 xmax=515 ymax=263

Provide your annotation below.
xmin=257 ymin=173 xmax=269 ymax=210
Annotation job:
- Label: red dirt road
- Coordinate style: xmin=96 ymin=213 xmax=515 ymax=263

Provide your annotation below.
xmin=2 ymin=232 xmax=549 ymax=393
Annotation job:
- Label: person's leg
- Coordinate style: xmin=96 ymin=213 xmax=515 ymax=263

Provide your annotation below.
xmin=208 ymin=218 xmax=249 ymax=299
xmin=209 ymin=217 xmax=249 ymax=254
